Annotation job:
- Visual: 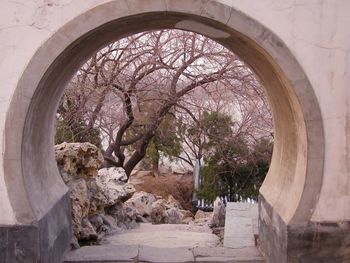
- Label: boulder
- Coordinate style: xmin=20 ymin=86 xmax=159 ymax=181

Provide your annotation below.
xmin=193 ymin=210 xmax=212 ymax=225
xmin=123 ymin=191 xmax=157 ymax=219
xmin=98 ymin=167 xmax=128 ymax=184
xmin=96 ymin=167 xmax=136 ymax=205
xmin=164 ymin=207 xmax=183 ymax=224
xmin=55 ymin=142 xmax=103 ymax=182
xmin=150 ymin=199 xmax=168 ymax=224
xmin=123 ymin=204 xmax=138 ymax=221
xmin=194 ymin=210 xmax=210 ymax=220
xmin=79 ymin=217 xmax=98 ymax=242
xmin=180 ymin=209 xmax=194 ymax=224
xmin=87 ymin=179 xmax=109 ymax=215
xmin=209 ymin=197 xmax=226 ymax=227
xmin=101 ymin=214 xmax=120 ymax=231
xmin=167 ymin=195 xmax=182 ymax=209
xmin=107 ymin=202 xmax=128 ymax=224
xmin=150 ymin=196 xmax=193 ymax=224
xmin=55 ymin=142 xmax=197 ymax=245
xmin=68 ymin=179 xmax=90 ymax=237
xmin=89 ymin=214 xmax=105 ymax=233
xmin=56 ymin=143 xmax=139 ymax=243
xmin=70 ymin=236 xmax=80 ymax=250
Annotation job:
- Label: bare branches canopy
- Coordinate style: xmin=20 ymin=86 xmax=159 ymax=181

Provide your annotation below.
xmin=56 ymin=29 xmax=273 ymax=180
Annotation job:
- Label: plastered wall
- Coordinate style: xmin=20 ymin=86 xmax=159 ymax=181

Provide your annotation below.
xmin=0 ymin=0 xmax=349 ymax=225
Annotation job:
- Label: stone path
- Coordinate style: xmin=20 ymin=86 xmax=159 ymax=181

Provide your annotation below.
xmin=223 ymin=202 xmax=258 ymax=249
xmin=103 ymin=223 xmax=220 ymax=248
xmin=64 ymin=244 xmax=264 ymax=263
xmin=64 ymin=202 xmax=264 ymax=263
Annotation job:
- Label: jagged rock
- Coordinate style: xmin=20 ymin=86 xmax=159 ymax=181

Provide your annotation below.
xmin=150 ymin=197 xmax=193 ymax=224
xmin=80 ymin=217 xmax=98 ymax=241
xmin=101 ymin=214 xmax=118 ymax=229
xmin=123 ymin=204 xmax=138 ymax=220
xmin=87 ymin=179 xmax=109 ymax=215
xmin=123 ymin=191 xmax=156 ymax=219
xmin=98 ymin=167 xmax=128 ymax=184
xmin=164 ymin=207 xmax=194 ymax=224
xmin=150 ymin=199 xmax=168 ymax=224
xmin=106 ymin=202 xmax=138 ymax=229
xmin=195 ymin=210 xmax=212 ymax=220
xmin=107 ymin=202 xmax=128 ymax=223
xmin=164 ymin=207 xmax=183 ymax=224
xmin=70 ymin=236 xmax=80 ymax=250
xmin=56 ymin=142 xmax=197 ymax=245
xmin=180 ymin=209 xmax=194 ymax=224
xmin=68 ymin=179 xmax=90 ymax=237
xmin=193 ymin=210 xmax=212 ymax=225
xmin=96 ymin=167 xmax=136 ymax=205
xmin=209 ymin=197 xmax=226 ymax=227
xmin=55 ymin=142 xmax=103 ymax=182
xmin=80 ymin=168 xmax=136 ymax=215
xmin=55 ymin=143 xmax=139 ymax=242
xmin=136 ymin=214 xmax=151 ymax=223
xmin=167 ymin=195 xmax=182 ymax=209
xmin=89 ymin=214 xmax=105 ymax=233
xmin=128 ymin=219 xmax=139 ymax=229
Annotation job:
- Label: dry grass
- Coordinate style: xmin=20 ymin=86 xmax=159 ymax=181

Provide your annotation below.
xmin=134 ymin=173 xmax=194 ymax=211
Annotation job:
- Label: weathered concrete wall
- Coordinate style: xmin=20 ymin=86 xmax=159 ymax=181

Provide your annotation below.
xmin=0 ymin=0 xmax=112 ymax=225
xmin=227 ymin=0 xmax=350 ymax=224
xmin=0 ymin=0 xmax=349 ymax=262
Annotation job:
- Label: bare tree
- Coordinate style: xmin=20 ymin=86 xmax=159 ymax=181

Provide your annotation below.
xmin=57 ymin=29 xmax=273 ymax=177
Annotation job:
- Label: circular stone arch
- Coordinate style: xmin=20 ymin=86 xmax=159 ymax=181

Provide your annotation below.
xmin=3 ymin=0 xmax=324 ymax=262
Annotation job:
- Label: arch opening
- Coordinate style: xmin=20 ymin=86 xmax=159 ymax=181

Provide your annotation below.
xmin=54 ymin=27 xmax=274 ymax=246
xmin=3 ymin=3 xmax=324 ymax=262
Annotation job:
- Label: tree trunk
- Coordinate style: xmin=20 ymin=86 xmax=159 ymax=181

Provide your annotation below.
xmin=123 ymin=150 xmax=145 ymax=177
xmin=152 ymin=153 xmax=160 ymax=177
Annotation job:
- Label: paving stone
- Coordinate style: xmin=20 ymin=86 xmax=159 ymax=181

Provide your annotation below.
xmin=138 ymin=245 xmax=194 ymax=263
xmin=63 ymin=245 xmax=138 ymax=262
xmin=193 ymin=247 xmax=263 ymax=259
xmin=223 ymin=203 xmax=258 ymax=249
xmin=195 ymin=256 xmax=264 ymax=262
xmin=104 ymin=223 xmax=219 ymax=248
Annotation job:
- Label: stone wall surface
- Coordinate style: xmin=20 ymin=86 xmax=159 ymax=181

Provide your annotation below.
xmin=221 ymin=0 xmax=350 ymax=224
xmin=0 ymin=0 xmax=349 ymax=262
xmin=0 ymin=0 xmax=112 ymax=225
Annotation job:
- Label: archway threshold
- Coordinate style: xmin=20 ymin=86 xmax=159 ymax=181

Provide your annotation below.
xmin=64 ymin=244 xmax=264 ymax=262
xmin=64 ymin=203 xmax=264 ymax=263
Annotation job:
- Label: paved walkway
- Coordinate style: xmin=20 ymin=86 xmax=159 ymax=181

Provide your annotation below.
xmin=64 ymin=244 xmax=264 ymax=263
xmin=103 ymin=223 xmax=220 ymax=248
xmin=64 ymin=203 xmax=264 ymax=263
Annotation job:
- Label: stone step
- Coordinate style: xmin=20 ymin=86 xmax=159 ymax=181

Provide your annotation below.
xmin=63 ymin=245 xmax=264 ymax=263
xmin=223 ymin=202 xmax=258 ymax=249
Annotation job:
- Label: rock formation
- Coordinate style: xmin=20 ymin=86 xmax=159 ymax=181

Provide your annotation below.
xmin=55 ymin=142 xmax=104 ymax=182
xmin=209 ymin=197 xmax=226 ymax=227
xmin=55 ymin=142 xmax=196 ymax=248
xmin=55 ymin=143 xmax=136 ymax=247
